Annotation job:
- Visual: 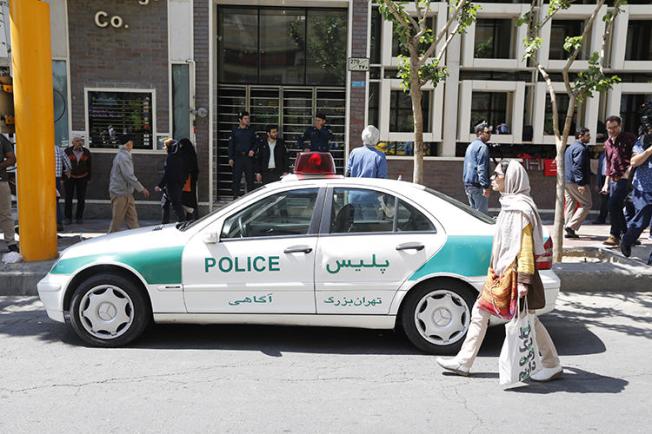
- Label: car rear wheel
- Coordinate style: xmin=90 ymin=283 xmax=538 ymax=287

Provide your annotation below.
xmin=401 ymin=280 xmax=476 ymax=354
xmin=68 ymin=273 xmax=151 ymax=347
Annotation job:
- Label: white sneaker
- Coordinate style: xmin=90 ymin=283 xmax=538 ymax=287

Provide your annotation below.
xmin=530 ymin=365 xmax=562 ymax=382
xmin=436 ymin=357 xmax=470 ymax=377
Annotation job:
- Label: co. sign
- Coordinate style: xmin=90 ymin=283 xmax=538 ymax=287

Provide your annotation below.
xmin=94 ymin=11 xmax=129 ymax=29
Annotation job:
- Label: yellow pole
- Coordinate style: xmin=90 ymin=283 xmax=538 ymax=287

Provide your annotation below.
xmin=9 ymin=0 xmax=57 ymax=261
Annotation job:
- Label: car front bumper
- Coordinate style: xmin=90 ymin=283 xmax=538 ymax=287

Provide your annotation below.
xmin=37 ymin=273 xmax=70 ymax=323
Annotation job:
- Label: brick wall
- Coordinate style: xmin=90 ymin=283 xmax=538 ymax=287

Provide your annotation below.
xmin=348 ymin=0 xmax=368 ymax=150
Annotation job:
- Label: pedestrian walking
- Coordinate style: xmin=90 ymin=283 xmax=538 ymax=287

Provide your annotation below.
xmin=256 ymin=125 xmax=289 ymax=185
xmin=63 ymin=137 xmax=91 ymax=224
xmin=178 ymin=138 xmax=199 ymax=220
xmin=463 ymin=122 xmax=492 ymax=214
xmin=297 ymin=113 xmax=334 ymax=152
xmin=54 ymin=143 xmax=71 ymax=232
xmin=436 ymin=160 xmax=562 ymax=382
xmin=620 ymin=127 xmax=652 ymax=257
xmin=0 ymin=134 xmax=17 ymax=252
xmin=228 ymin=111 xmax=257 ymax=199
xmin=601 ymin=116 xmax=636 ymax=246
xmin=155 ymin=138 xmax=187 ymax=224
xmin=108 ymin=135 xmax=150 ymax=233
xmin=346 ymin=125 xmax=387 ymax=179
xmin=563 ymin=128 xmax=592 ymax=238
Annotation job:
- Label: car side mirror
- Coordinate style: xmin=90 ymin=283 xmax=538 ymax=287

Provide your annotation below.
xmin=203 ymin=232 xmax=219 ymax=244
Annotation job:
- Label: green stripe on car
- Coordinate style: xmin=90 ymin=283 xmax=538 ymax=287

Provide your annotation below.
xmin=408 ymin=235 xmax=492 ymax=281
xmin=50 ymin=246 xmax=184 ymax=284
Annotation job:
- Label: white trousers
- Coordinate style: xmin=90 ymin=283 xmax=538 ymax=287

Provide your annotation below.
xmin=456 ymin=301 xmax=560 ymax=371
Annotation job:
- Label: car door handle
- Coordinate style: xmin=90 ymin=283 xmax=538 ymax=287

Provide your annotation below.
xmin=284 ymin=245 xmax=313 ymax=254
xmin=396 ymin=242 xmax=425 ymax=251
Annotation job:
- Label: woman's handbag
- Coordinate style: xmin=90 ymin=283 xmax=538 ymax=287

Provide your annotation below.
xmin=498 ymin=299 xmax=543 ymax=386
xmin=477 ymin=263 xmax=518 ymax=320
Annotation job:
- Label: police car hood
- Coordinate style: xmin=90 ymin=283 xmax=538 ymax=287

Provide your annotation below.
xmin=58 ymin=224 xmax=187 ymax=261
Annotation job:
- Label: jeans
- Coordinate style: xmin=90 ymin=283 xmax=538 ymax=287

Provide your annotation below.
xmin=608 ymin=179 xmax=629 ymax=238
xmin=64 ymin=177 xmax=88 ymax=221
xmin=232 ymin=157 xmax=255 ymax=198
xmin=622 ymin=189 xmax=652 ymax=249
xmin=465 ymin=185 xmax=489 ymax=215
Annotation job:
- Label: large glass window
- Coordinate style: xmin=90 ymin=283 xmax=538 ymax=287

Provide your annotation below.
xmin=621 ymin=93 xmax=652 ymax=135
xmin=172 ymin=64 xmax=190 ymax=140
xmin=474 ymin=19 xmax=514 ymax=59
xmin=549 ymin=20 xmax=588 ymax=60
xmin=626 ymin=20 xmax=652 ymax=61
xmin=218 ymin=7 xmax=347 ymax=86
xmin=390 ymin=90 xmax=431 ymax=133
xmin=370 ymin=7 xmax=382 ymax=65
xmin=52 ymin=60 xmax=69 ymax=147
xmin=470 ymin=92 xmax=510 ymax=133
xmin=221 ymin=188 xmax=319 ymax=239
xmin=330 ymin=188 xmax=434 ymax=234
xmin=544 ymin=93 xmax=580 ymax=135
xmin=368 ymin=82 xmax=380 ymax=128
xmin=87 ymin=90 xmax=154 ymax=149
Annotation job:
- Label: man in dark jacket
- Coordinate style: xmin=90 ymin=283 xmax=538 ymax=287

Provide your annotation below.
xmin=228 ymin=111 xmax=257 ymax=198
xmin=563 ymin=128 xmax=592 ymax=238
xmin=256 ymin=125 xmax=289 ymax=185
xmin=64 ymin=137 xmax=92 ymax=224
xmin=297 ymin=113 xmax=334 ymax=152
xmin=155 ymin=139 xmax=187 ymax=223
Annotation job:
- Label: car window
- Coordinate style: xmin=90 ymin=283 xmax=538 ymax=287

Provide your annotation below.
xmin=396 ymin=200 xmax=435 ymax=232
xmin=221 ymin=188 xmax=319 ymax=239
xmin=329 ymin=188 xmax=434 ymax=234
xmin=424 ymin=187 xmax=496 ymax=225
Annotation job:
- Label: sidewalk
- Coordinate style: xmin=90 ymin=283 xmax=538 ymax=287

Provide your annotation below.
xmin=0 ymin=220 xmax=650 ymax=296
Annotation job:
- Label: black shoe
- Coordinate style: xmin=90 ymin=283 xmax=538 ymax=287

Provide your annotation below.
xmin=7 ymin=244 xmax=18 ymax=253
xmin=64 ymin=218 xmax=72 ymax=225
xmin=565 ymin=227 xmax=579 ymax=239
xmin=634 ymin=240 xmax=641 ymax=246
xmin=620 ymin=241 xmax=632 ymax=257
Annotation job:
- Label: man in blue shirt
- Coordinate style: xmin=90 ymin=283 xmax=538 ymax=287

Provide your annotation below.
xmin=297 ymin=113 xmax=334 ymax=152
xmin=463 ymin=122 xmax=492 ymax=214
xmin=563 ymin=128 xmax=592 ymax=238
xmin=621 ymin=131 xmax=652 ymax=257
xmin=228 ymin=111 xmax=257 ymax=199
xmin=346 ymin=125 xmax=387 ymax=179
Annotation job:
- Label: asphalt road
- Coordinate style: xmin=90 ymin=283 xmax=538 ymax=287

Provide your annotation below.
xmin=1 ymin=292 xmax=650 ymax=433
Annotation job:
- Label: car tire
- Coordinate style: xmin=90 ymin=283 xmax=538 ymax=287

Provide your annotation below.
xmin=401 ymin=279 xmax=476 ymax=355
xmin=68 ymin=273 xmax=151 ymax=347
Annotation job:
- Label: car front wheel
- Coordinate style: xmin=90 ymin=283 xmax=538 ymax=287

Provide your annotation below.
xmin=68 ymin=273 xmax=151 ymax=347
xmin=401 ymin=280 xmax=476 ymax=354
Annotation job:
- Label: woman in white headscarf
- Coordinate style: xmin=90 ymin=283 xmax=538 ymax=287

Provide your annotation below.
xmin=436 ymin=160 xmax=562 ymax=382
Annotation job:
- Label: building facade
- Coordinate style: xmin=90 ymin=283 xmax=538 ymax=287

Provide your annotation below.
xmin=2 ymin=0 xmax=652 ymax=216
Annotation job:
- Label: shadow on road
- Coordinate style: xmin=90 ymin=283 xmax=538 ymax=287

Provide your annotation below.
xmin=509 ymin=367 xmax=628 ymax=394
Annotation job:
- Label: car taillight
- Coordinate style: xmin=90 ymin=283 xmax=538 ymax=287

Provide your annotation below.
xmin=536 ymin=237 xmax=553 ymax=270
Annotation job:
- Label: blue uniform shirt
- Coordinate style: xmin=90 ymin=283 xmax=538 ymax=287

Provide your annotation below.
xmin=228 ymin=127 xmax=257 ymax=159
xmin=297 ymin=126 xmax=334 ymax=152
xmin=632 ymin=138 xmax=652 ymax=192
xmin=463 ymin=139 xmax=490 ymax=188
xmin=346 ymin=145 xmax=388 ymax=179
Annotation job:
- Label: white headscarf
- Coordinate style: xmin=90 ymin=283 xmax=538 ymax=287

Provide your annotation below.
xmin=491 ymin=160 xmax=545 ymax=275
xmin=361 ymin=125 xmax=380 ymax=146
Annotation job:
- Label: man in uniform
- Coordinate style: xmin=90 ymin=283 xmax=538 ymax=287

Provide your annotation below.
xmin=297 ymin=113 xmax=334 ymax=152
xmin=228 ymin=111 xmax=257 ymax=199
xmin=256 ymin=124 xmax=289 ymax=185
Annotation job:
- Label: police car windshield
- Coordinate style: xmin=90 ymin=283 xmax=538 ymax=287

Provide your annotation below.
xmin=424 ymin=187 xmax=496 ymax=225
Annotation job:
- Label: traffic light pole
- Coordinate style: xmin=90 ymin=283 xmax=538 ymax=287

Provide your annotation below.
xmin=9 ymin=0 xmax=57 ymax=261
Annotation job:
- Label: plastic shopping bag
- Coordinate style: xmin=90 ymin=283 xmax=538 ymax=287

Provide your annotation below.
xmin=498 ymin=300 xmax=542 ymax=386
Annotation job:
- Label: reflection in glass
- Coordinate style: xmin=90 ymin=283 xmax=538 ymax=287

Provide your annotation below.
xmin=52 ymin=60 xmax=69 ymax=147
xmin=470 ymin=92 xmax=509 ymax=133
xmin=219 ymin=8 xmax=258 ymax=83
xmin=390 ymin=90 xmax=431 ymax=133
xmin=172 ymin=64 xmax=190 ymax=140
xmin=306 ymin=9 xmax=347 ymax=86
xmin=260 ymin=9 xmax=305 ymax=85
xmin=474 ymin=19 xmax=513 ymax=59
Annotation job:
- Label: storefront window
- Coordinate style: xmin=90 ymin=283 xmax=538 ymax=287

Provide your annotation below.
xmin=470 ymin=92 xmax=509 ymax=133
xmin=390 ymin=90 xmax=431 ymax=133
xmin=626 ymin=20 xmax=652 ymax=61
xmin=87 ymin=90 xmax=154 ymax=149
xmin=52 ymin=60 xmax=69 ymax=147
xmin=219 ymin=8 xmax=258 ymax=84
xmin=172 ymin=64 xmax=190 ymax=140
xmin=549 ymin=20 xmax=588 ymax=60
xmin=474 ymin=19 xmax=514 ymax=59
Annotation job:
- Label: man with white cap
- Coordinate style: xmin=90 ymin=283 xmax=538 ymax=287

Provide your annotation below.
xmin=346 ymin=125 xmax=387 ymax=179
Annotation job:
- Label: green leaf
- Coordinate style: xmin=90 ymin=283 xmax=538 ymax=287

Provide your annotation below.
xmin=563 ymin=36 xmax=583 ymax=54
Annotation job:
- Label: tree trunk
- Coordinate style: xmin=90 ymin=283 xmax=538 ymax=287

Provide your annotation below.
xmin=411 ymin=81 xmax=424 ymax=184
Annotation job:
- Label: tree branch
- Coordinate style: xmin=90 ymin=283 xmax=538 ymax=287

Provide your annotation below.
xmin=420 ymin=0 xmax=467 ymax=66
xmin=538 ymin=64 xmax=561 ymax=140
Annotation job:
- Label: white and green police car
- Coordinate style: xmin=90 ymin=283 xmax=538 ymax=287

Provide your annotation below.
xmin=38 ymin=153 xmax=559 ymax=353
